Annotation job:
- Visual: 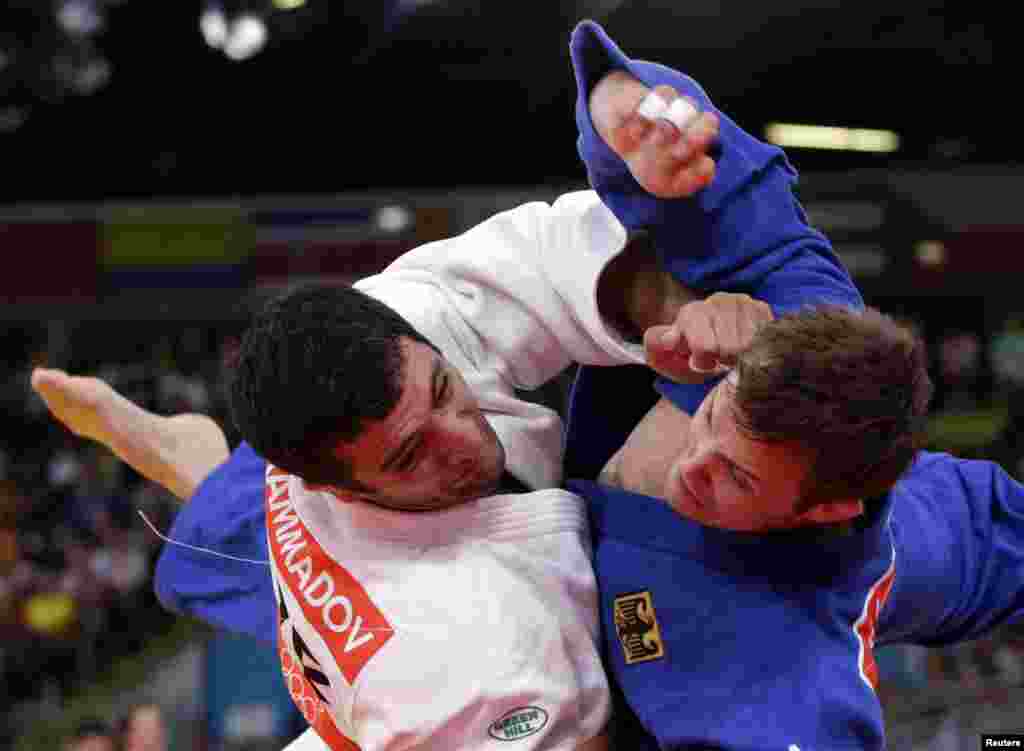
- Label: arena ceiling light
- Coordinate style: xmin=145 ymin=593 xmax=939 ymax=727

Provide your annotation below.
xmin=223 ymin=14 xmax=268 ymax=60
xmin=764 ymin=123 xmax=900 ymax=153
xmin=200 ymin=4 xmax=230 ymax=48
xmin=200 ymin=1 xmax=268 ymax=61
xmin=56 ymin=0 xmax=104 ymax=36
xmin=0 ymin=0 xmax=113 ymax=114
xmin=376 ymin=206 xmax=412 ymax=233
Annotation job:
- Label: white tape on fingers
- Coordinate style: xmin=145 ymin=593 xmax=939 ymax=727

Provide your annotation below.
xmin=637 ymin=92 xmax=669 ymax=121
xmin=660 ymin=97 xmax=699 ymax=132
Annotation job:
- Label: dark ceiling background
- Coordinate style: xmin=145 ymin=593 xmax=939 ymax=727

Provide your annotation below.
xmin=0 ymin=1 xmax=1009 ymax=203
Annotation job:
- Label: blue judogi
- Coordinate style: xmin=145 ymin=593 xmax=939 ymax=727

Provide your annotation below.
xmin=153 ymin=20 xmax=1024 ymax=750
xmin=153 ymin=441 xmax=274 ymax=643
xmin=564 ymin=22 xmax=1024 ymax=750
xmin=572 ymin=451 xmax=1024 ymax=750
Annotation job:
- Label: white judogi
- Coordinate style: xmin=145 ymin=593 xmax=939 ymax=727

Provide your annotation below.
xmin=275 ymin=191 xmax=645 ymax=751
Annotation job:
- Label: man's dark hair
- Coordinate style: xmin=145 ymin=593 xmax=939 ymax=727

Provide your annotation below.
xmin=228 ymin=283 xmax=434 ymax=487
xmin=733 ymin=305 xmax=934 ymax=511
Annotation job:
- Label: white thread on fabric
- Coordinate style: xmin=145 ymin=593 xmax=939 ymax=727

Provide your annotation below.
xmin=137 ymin=509 xmax=270 ymax=565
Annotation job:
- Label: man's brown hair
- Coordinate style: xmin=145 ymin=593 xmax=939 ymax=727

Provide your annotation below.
xmin=732 ymin=306 xmax=933 ymax=510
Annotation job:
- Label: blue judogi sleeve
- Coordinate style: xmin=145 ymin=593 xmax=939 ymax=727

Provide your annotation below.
xmin=153 ymin=442 xmax=276 ymax=646
xmin=571 ymin=20 xmax=861 ymax=314
xmin=880 ymin=451 xmax=1024 ymax=645
xmin=566 ymin=21 xmax=866 ymax=427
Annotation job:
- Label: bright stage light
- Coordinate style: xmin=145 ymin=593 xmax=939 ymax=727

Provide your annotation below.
xmin=200 ymin=5 xmax=230 ymax=49
xmin=223 ymin=14 xmax=267 ymax=61
xmin=201 ymin=3 xmax=272 ymax=60
xmin=377 ymin=206 xmax=412 ymax=233
xmin=765 ymin=123 xmax=900 ymax=153
xmin=57 ymin=0 xmax=104 ymax=36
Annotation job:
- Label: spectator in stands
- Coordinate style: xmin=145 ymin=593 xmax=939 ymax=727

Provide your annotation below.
xmin=936 ymin=329 xmax=986 ymax=411
xmin=65 ymin=717 xmax=116 ymax=751
xmin=117 ymin=703 xmax=168 ymax=751
xmin=0 ymin=524 xmax=18 ymax=627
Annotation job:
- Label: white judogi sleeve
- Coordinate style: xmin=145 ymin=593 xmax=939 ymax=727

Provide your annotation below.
xmin=267 ymin=469 xmax=609 ymax=751
xmin=355 ymin=190 xmax=645 ymax=490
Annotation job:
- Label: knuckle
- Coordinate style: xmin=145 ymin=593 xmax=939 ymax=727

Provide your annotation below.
xmin=652 ymin=84 xmax=679 ymax=101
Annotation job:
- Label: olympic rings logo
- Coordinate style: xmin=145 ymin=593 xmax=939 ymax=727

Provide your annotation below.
xmin=279 ymin=640 xmax=328 ymax=726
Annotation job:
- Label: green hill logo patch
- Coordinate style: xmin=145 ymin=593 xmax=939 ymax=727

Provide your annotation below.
xmin=488 ymin=706 xmax=549 ymax=741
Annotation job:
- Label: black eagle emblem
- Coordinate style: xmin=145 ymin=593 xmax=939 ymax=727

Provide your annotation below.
xmin=277 ymin=584 xmax=333 ymax=704
xmin=612 ymin=590 xmax=665 ymax=665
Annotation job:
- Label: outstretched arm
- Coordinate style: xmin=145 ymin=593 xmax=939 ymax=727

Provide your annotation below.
xmin=30 ymin=368 xmax=229 ymax=501
xmin=31 ymin=367 xmax=273 ymax=644
xmin=569 ymin=20 xmax=865 ymax=421
xmin=880 ymin=453 xmax=1024 ymax=647
xmin=572 ymin=20 xmax=862 ymax=316
xmin=562 ymin=21 xmax=867 ymax=478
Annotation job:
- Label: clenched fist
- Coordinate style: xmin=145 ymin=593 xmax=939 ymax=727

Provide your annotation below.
xmin=589 ymin=70 xmax=720 ymax=199
xmin=643 ymin=293 xmax=773 ymax=383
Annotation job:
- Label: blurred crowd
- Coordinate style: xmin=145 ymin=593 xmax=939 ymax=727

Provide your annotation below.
xmin=2 ymin=303 xmax=1024 ymax=748
xmin=62 ymin=703 xmax=167 ymax=751
xmin=0 ymin=319 xmax=239 ymax=747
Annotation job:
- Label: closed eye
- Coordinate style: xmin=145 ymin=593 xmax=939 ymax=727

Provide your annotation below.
xmin=437 ymin=373 xmax=451 ymax=406
xmin=391 ymin=366 xmax=450 ymax=475
xmin=395 ymin=445 xmax=420 ymax=473
xmin=728 ymin=464 xmax=753 ymax=492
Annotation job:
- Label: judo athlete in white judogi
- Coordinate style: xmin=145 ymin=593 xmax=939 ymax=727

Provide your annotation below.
xmin=35 ymin=170 xmax=725 ymax=750
xmin=259 ymin=191 xmax=661 ymax=751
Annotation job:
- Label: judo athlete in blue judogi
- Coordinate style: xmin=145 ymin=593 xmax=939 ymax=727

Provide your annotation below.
xmin=565 ymin=22 xmax=1024 ymax=750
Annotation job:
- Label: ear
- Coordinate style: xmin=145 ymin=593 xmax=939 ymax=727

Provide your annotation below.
xmin=793 ymin=498 xmax=865 ymax=526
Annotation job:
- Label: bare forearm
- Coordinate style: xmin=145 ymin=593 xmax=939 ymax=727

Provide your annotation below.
xmin=33 ymin=367 xmax=231 ymax=501
xmin=597 ymin=233 xmax=699 ymax=340
xmin=96 ymin=392 xmax=229 ymax=501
